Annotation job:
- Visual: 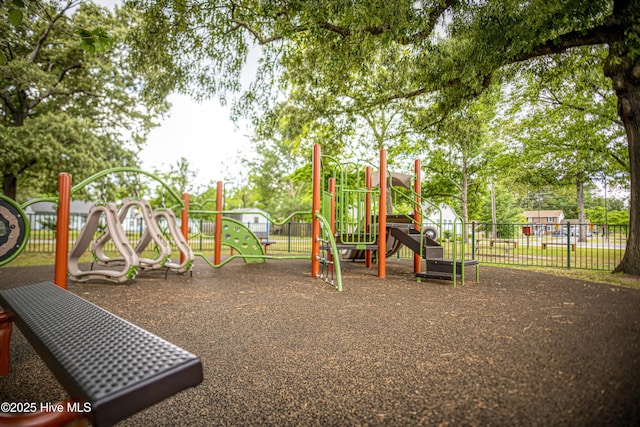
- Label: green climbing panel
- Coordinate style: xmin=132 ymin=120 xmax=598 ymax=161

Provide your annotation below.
xmin=221 ymin=217 xmax=265 ymax=263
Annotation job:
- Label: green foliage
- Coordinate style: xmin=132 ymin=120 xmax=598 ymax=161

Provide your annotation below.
xmin=503 ymin=46 xmax=628 ymax=191
xmin=479 ymin=183 xmax=526 ymax=224
xmin=1 ymin=1 xmax=115 ymax=64
xmin=244 ymin=136 xmax=311 ymax=218
xmin=163 ymin=157 xmax=196 ymax=195
xmin=419 ymin=94 xmax=501 ymax=222
xmin=0 ymin=1 xmax=167 ymax=201
xmin=76 ymin=26 xmax=114 ymax=54
xmin=125 ymin=0 xmax=640 ymax=274
xmin=37 ymin=217 xmax=56 ymax=230
xmin=1 ymin=0 xmax=25 ymax=29
xmin=585 ymin=206 xmax=630 ymax=225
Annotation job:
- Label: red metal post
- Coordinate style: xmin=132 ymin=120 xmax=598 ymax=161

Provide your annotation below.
xmin=215 ymin=181 xmax=223 ymax=266
xmin=54 ymin=173 xmax=71 ymax=288
xmin=0 ymin=312 xmax=12 ymax=376
xmin=414 ymin=159 xmax=422 ymax=274
xmin=181 ymin=193 xmax=189 ymax=265
xmin=365 ymin=166 xmax=373 ymax=269
xmin=0 ymin=398 xmax=87 ymax=426
xmin=311 ymin=144 xmax=321 ymax=278
xmin=378 ymin=149 xmax=387 ymax=278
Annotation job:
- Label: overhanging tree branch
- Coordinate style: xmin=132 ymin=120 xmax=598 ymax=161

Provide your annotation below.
xmin=401 ymin=0 xmax=456 ymax=44
xmin=28 ymin=63 xmax=82 ymax=109
xmin=27 ymin=0 xmax=81 ymax=63
xmin=372 ymin=17 xmax=625 ymax=107
xmin=538 ymin=91 xmax=624 ymax=127
xmin=516 ymin=22 xmax=624 ymax=63
xmin=0 ymin=91 xmax=16 ymax=117
xmin=230 ymin=0 xmax=456 ymax=46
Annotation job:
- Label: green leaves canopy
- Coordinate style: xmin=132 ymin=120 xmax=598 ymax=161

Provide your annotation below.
xmin=126 ymin=0 xmax=640 ymax=274
xmin=0 ymin=1 xmax=166 ymax=200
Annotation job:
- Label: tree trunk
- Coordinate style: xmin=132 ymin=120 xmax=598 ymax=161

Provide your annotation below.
xmin=386 ymin=182 xmax=394 ymax=215
xmin=2 ymin=173 xmax=18 ymax=201
xmin=605 ymin=34 xmax=640 ymax=276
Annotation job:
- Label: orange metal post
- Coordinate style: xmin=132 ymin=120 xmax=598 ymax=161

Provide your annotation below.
xmin=329 ymin=178 xmax=336 ymax=236
xmin=311 ymin=144 xmax=321 ymax=278
xmin=328 ymin=177 xmax=336 ymax=273
xmin=214 ymin=181 xmax=223 ymax=266
xmin=181 ymin=193 xmax=189 ymax=265
xmin=414 ymin=159 xmax=422 ymax=274
xmin=365 ymin=166 xmax=373 ymax=269
xmin=54 ymin=173 xmax=71 ymax=289
xmin=378 ymin=149 xmax=387 ymax=278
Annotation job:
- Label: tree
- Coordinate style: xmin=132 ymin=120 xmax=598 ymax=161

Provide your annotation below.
xmin=502 ymin=46 xmax=629 ymax=241
xmin=415 ymin=92 xmax=501 ymax=234
xmin=479 ymin=182 xmax=527 ymax=239
xmin=481 ymin=183 xmax=526 ymax=224
xmin=421 ymin=107 xmax=497 ymax=227
xmin=127 ymin=0 xmax=640 ymax=275
xmin=162 ymin=157 xmax=197 ymax=195
xmin=246 ymin=135 xmax=311 ymax=218
xmin=0 ymin=0 xmax=165 ymax=200
xmin=585 ymin=205 xmax=630 ymax=225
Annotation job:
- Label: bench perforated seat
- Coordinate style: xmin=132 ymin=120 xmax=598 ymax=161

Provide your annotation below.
xmin=0 ymin=282 xmax=203 ymax=426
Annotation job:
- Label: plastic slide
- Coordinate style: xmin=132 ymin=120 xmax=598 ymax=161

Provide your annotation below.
xmin=149 ymin=209 xmax=194 ymax=273
xmin=342 ymin=229 xmax=403 ymax=260
xmin=68 ymin=203 xmax=139 ymax=283
xmin=93 ymin=199 xmax=171 ymax=270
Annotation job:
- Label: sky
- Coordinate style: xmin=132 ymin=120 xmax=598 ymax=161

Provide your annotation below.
xmin=139 ymin=95 xmax=254 ymax=190
xmin=95 ymin=0 xmax=255 ymax=190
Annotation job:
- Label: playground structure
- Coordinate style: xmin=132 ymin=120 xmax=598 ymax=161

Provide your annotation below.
xmin=56 ymin=169 xmax=334 ymax=288
xmin=67 ymin=202 xmax=140 ymax=283
xmin=310 ymin=144 xmax=479 ymax=286
xmin=0 ymin=169 xmax=196 ymax=284
xmin=1 ymin=143 xmax=478 ymax=290
xmin=58 ymin=169 xmax=196 ymax=285
xmin=0 ymin=195 xmax=30 ymax=268
xmin=0 ymin=167 xmax=343 ymax=290
xmin=186 ymin=181 xmax=342 ymax=289
xmin=1 ymin=177 xmax=207 ymax=427
xmin=66 ymin=198 xmax=195 ymax=283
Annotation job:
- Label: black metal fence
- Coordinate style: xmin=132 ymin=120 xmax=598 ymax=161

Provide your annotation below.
xmin=393 ymin=222 xmax=628 ymax=271
xmin=23 ymin=214 xmax=314 ymax=256
xmin=186 ymin=221 xmax=313 ymax=255
xmin=23 ymin=214 xmax=628 ymax=272
xmin=467 ymin=222 xmax=627 ymax=271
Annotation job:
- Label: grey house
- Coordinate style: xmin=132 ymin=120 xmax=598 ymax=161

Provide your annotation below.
xmin=24 ymin=200 xmax=94 ymax=230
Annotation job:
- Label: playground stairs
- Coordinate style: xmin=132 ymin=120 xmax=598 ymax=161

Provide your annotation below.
xmin=388 ymin=224 xmax=444 ymax=258
xmin=388 ymin=224 xmax=479 ymax=282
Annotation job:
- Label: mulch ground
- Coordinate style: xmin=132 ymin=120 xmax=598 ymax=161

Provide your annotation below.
xmin=1 ymin=258 xmax=639 ymax=426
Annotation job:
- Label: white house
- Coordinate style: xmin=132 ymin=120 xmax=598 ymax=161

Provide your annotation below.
xmin=226 ymin=208 xmax=271 ymax=236
xmin=422 ymin=202 xmax=460 ymax=236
